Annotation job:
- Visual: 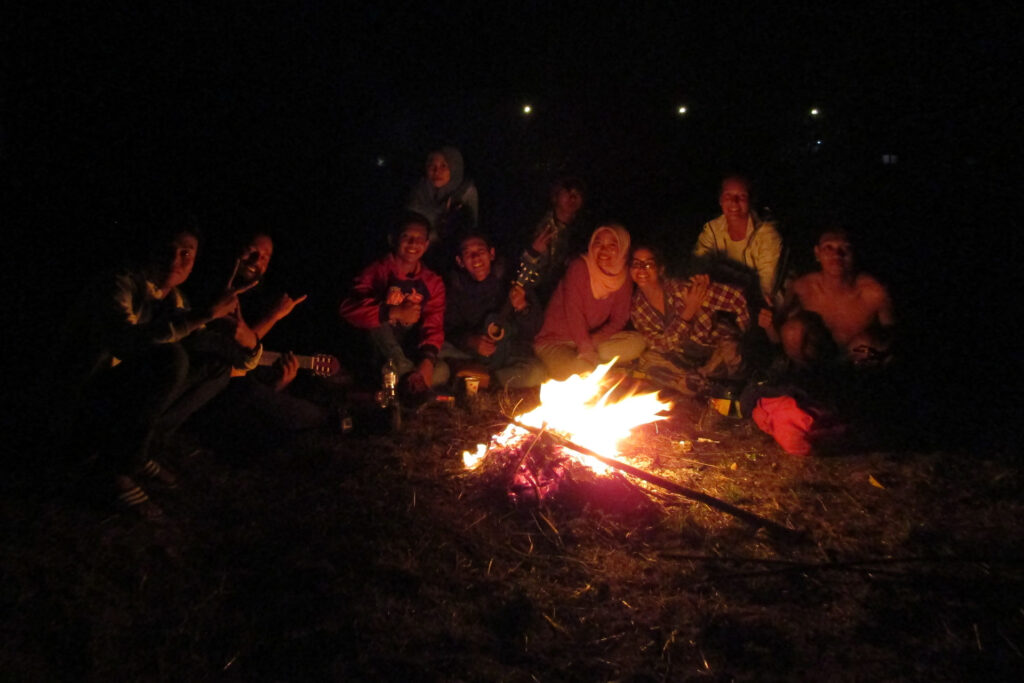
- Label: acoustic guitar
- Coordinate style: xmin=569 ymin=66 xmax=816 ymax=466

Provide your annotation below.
xmin=483 ymin=258 xmax=542 ymax=343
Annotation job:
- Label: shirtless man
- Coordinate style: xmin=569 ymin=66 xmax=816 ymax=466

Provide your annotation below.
xmin=764 ymin=228 xmax=894 ymax=366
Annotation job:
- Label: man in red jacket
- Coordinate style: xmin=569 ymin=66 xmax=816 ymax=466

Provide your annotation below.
xmin=339 ymin=213 xmax=449 ymax=394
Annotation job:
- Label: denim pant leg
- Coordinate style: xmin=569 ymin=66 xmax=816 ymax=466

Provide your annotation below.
xmin=494 ymin=356 xmax=548 ymax=389
xmin=430 ymin=359 xmax=451 ymax=387
xmin=90 ymin=342 xmax=192 ymax=474
xmin=156 ymin=353 xmax=231 ymax=438
xmin=438 ymin=341 xmax=473 ymax=363
xmin=367 ymin=324 xmax=415 ymax=376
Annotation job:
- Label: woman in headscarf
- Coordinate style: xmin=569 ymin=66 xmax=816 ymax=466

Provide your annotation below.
xmin=406 ymin=146 xmax=479 ymax=268
xmin=533 ymin=225 xmax=646 ymax=380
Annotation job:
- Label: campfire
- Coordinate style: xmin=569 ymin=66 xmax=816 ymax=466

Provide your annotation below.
xmin=463 ymin=360 xmax=672 ymax=503
xmin=463 ymin=360 xmax=803 ymax=539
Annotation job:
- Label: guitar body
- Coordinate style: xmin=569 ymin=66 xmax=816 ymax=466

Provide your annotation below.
xmin=259 ymin=351 xmax=341 ymax=377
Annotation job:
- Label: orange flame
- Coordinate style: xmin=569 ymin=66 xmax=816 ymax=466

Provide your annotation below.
xmin=463 ymin=359 xmax=672 ymax=473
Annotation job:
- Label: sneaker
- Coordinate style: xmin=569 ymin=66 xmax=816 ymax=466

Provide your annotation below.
xmin=138 ymin=459 xmax=178 ymax=489
xmin=115 ymin=476 xmax=166 ymax=521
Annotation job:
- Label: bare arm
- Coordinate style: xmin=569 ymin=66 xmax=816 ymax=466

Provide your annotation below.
xmin=251 ymin=293 xmax=308 ymax=340
xmin=760 ymin=276 xmax=807 ymax=343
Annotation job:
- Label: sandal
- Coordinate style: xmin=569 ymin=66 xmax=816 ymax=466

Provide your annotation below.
xmin=115 ymin=476 xmax=166 ymax=521
xmin=139 ymin=459 xmax=178 ymax=489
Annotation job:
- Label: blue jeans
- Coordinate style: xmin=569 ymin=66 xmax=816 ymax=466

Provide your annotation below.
xmin=439 ymin=341 xmax=548 ymax=389
xmin=368 ymin=324 xmax=450 ymax=387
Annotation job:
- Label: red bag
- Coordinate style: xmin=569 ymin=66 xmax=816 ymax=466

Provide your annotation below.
xmin=752 ymin=396 xmax=815 ymax=456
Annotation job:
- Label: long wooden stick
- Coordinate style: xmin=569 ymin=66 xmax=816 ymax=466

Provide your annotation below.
xmin=511 ymin=420 xmax=806 ymax=541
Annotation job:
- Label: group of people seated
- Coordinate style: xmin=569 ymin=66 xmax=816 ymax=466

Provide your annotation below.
xmin=53 ymin=145 xmax=896 ymax=519
xmin=341 ymin=155 xmax=893 ymax=399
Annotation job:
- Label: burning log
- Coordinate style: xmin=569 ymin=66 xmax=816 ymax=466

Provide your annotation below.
xmin=510 ymin=420 xmax=807 ymax=542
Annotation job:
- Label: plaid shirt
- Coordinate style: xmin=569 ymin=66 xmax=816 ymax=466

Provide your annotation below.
xmin=631 ymin=279 xmax=749 ymax=353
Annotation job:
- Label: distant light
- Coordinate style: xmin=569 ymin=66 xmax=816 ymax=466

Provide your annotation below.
xmin=882 ymin=154 xmax=899 ymax=165
xmin=375 ymin=156 xmax=386 ymax=167
xmin=810 ymin=108 xmax=820 ymax=116
xmin=816 ymin=139 xmax=822 ymax=145
xmin=522 ymin=104 xmax=532 ymax=115
xmin=677 ymin=105 xmax=688 ymax=115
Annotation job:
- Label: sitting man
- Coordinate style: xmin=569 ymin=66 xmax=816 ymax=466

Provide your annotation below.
xmin=629 ymin=244 xmax=750 ymax=395
xmin=339 ymin=212 xmax=449 ymax=395
xmin=187 ymin=232 xmax=335 ymax=449
xmin=441 ymin=233 xmax=547 ymax=389
xmin=745 ymin=228 xmax=896 ymax=455
xmin=516 ymin=176 xmax=587 ymax=302
xmin=766 ymin=227 xmax=894 ymax=367
xmin=692 ymin=175 xmax=783 ymax=306
xmin=59 ymin=218 xmax=241 ymax=518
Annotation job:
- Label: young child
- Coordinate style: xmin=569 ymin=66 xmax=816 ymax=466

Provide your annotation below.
xmin=441 ymin=233 xmax=546 ymax=389
xmin=339 ymin=213 xmax=449 ymax=394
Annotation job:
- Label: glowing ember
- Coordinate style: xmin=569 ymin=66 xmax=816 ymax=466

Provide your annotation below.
xmin=462 ymin=360 xmax=672 ymax=475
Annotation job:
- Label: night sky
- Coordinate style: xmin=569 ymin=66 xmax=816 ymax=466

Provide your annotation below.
xmin=5 ymin=3 xmax=1020 ymax=413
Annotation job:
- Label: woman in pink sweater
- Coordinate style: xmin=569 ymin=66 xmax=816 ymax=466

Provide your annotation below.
xmin=533 ymin=225 xmax=646 ymax=380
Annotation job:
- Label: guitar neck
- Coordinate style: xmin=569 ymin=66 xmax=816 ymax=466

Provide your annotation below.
xmin=257 ymin=349 xmax=341 ymax=378
xmin=259 ymin=351 xmax=314 ymax=370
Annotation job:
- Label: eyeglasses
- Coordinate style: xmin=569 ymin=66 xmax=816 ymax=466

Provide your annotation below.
xmin=630 ymin=260 xmax=657 ymax=270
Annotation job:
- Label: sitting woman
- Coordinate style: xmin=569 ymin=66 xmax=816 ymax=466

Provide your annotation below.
xmin=533 ymin=225 xmax=645 ymax=381
xmin=406 ymin=145 xmax=479 ymax=269
xmin=629 ymin=244 xmax=750 ymax=394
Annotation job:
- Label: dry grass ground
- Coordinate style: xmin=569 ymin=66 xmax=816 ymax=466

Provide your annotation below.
xmin=3 ymin=389 xmax=1023 ymax=681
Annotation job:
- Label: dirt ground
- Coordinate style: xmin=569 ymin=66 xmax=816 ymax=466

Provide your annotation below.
xmin=3 ymin=387 xmax=1023 ymax=682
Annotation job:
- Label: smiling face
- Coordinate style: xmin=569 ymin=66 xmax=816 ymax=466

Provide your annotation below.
xmin=629 ymin=247 xmax=661 ymax=287
xmin=394 ymin=222 xmax=430 ymax=266
xmin=592 ymin=229 xmax=622 ymax=275
xmin=236 ymin=234 xmax=273 ymax=286
xmin=156 ymin=231 xmax=199 ymax=291
xmin=426 ymin=153 xmax=451 ymax=189
xmin=719 ymin=177 xmax=750 ymax=223
xmin=456 ymin=237 xmax=495 ymax=282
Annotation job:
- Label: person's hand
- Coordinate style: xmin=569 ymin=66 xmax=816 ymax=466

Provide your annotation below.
xmin=684 ymin=274 xmax=709 ymax=304
xmin=233 ymin=318 xmax=260 ymax=350
xmin=207 ymin=279 xmax=259 ymax=321
xmin=579 ymin=350 xmax=600 ymax=367
xmin=681 ymin=274 xmax=709 ymax=320
xmin=271 ymin=293 xmax=308 ymax=321
xmin=758 ymin=308 xmax=774 ymax=331
xmin=386 ymin=287 xmax=405 ymax=306
xmin=508 ymin=285 xmax=527 ymax=312
xmin=469 ymin=334 xmax=498 ymax=357
xmin=389 ymin=299 xmax=422 ymax=325
xmin=416 ymin=359 xmax=434 ymax=388
xmin=531 ymin=222 xmax=555 ymax=254
xmin=272 ymin=351 xmax=300 ymax=391
xmin=208 ymin=290 xmax=241 ymax=321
